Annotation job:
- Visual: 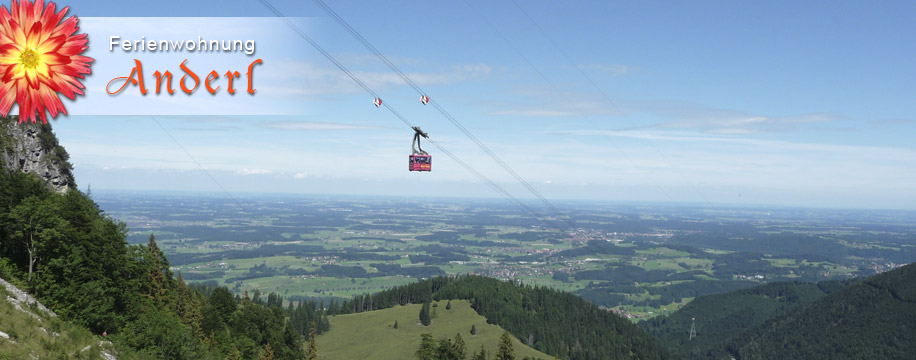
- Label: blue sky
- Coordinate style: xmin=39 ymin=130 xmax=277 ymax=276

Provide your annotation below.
xmin=40 ymin=0 xmax=916 ymax=209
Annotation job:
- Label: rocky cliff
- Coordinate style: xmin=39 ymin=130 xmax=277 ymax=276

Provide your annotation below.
xmin=1 ymin=276 xmax=117 ymax=359
xmin=0 ymin=116 xmax=75 ymax=193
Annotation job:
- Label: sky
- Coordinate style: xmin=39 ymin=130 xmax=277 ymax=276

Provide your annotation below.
xmin=31 ymin=0 xmax=916 ymax=209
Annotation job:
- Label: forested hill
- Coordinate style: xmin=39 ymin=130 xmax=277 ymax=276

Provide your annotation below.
xmin=337 ymin=275 xmax=672 ymax=360
xmin=726 ymin=262 xmax=916 ymax=360
xmin=641 ymin=262 xmax=916 ymax=360
xmin=639 ymin=280 xmax=851 ymax=359
xmin=0 ymin=118 xmax=326 ymax=359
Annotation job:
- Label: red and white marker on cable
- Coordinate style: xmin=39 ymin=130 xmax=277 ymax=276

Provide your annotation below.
xmin=373 ymin=97 xmax=382 ymax=107
xmin=420 ymin=95 xmax=430 ymax=105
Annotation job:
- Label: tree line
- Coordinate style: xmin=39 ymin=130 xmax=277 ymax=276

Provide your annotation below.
xmin=415 ymin=331 xmax=543 ymax=360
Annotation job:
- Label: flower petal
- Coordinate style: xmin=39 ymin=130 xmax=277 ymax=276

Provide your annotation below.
xmin=2 ymin=63 xmax=18 ymax=82
xmin=0 ymin=80 xmax=16 ymax=115
xmin=25 ymin=67 xmax=40 ymax=89
xmin=25 ymin=19 xmax=42 ymax=48
xmin=37 ymin=33 xmax=64 ymax=53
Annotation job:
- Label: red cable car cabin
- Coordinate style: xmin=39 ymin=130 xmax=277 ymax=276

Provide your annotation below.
xmin=409 ymin=126 xmax=431 ymax=172
xmin=409 ymin=154 xmax=431 ymax=171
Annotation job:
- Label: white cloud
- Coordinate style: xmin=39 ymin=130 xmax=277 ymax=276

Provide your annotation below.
xmin=356 ymin=64 xmax=492 ymax=88
xmin=869 ymin=118 xmax=916 ymax=128
xmin=658 ymin=112 xmax=841 ymax=134
xmin=554 ymin=129 xmax=916 ymax=158
xmin=238 ymin=168 xmax=272 ymax=175
xmin=487 ymin=109 xmax=579 ymax=117
xmin=261 ymin=59 xmax=493 ymax=96
xmin=478 ymin=86 xmax=625 ymax=118
xmin=294 ymin=172 xmax=308 ymax=179
xmin=260 ymin=121 xmax=383 ymax=131
xmin=482 ymin=93 xmax=843 ymax=134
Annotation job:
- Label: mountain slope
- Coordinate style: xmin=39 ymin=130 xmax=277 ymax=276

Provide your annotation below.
xmin=727 ymin=262 xmax=916 ymax=360
xmin=639 ymin=280 xmax=848 ymax=359
xmin=0 ymin=276 xmax=114 ymax=359
xmin=319 ymin=300 xmax=550 ymax=360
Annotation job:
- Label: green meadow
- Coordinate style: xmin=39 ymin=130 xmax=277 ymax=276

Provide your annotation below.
xmin=317 ymin=300 xmax=551 ymax=360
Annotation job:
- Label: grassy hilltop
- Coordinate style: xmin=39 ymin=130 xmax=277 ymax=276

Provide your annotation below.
xmin=318 ymin=300 xmax=551 ymax=360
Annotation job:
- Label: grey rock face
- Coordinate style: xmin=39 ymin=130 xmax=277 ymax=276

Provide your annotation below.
xmin=0 ymin=277 xmax=57 ymax=319
xmin=1 ymin=117 xmax=74 ymax=194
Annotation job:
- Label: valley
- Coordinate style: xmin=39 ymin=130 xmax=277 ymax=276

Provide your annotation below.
xmin=97 ymin=191 xmax=916 ymax=319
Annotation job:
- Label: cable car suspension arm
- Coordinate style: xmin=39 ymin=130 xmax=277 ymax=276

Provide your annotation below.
xmin=412 ymin=126 xmax=429 ymax=155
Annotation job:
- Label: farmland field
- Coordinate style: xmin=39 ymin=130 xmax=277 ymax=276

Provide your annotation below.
xmin=96 ymin=191 xmax=916 ymax=319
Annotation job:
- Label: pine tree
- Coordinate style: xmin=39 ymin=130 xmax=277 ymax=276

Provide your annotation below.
xmin=446 ymin=300 xmax=452 ymax=310
xmin=320 ymin=313 xmax=331 ymax=333
xmin=453 ymin=333 xmax=468 ymax=360
xmin=420 ymin=302 xmax=432 ymax=326
xmin=307 ymin=321 xmax=318 ymax=360
xmin=145 ymin=233 xmax=170 ymax=305
xmin=472 ymin=344 xmax=488 ymax=360
xmin=210 ymin=286 xmax=236 ymax=321
xmin=470 ymin=324 xmax=477 ymax=336
xmin=416 ymin=333 xmax=438 ymax=360
xmin=227 ymin=344 xmax=242 ymax=360
xmin=436 ymin=337 xmax=460 ymax=360
xmin=496 ymin=331 xmax=516 ymax=360
xmin=175 ymin=273 xmax=203 ymax=335
xmin=394 ymin=320 xmax=399 ymax=329
xmin=259 ymin=342 xmax=274 ymax=360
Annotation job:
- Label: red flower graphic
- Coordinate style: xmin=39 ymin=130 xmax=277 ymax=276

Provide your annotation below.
xmin=0 ymin=0 xmax=93 ymax=124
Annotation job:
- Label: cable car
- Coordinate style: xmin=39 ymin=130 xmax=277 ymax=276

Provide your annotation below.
xmin=409 ymin=126 xmax=431 ymax=172
xmin=409 ymin=154 xmax=431 ymax=171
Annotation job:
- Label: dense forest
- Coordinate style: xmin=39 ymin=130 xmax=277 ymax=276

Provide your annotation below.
xmin=642 ymin=263 xmax=916 ymax=360
xmin=639 ymin=280 xmax=850 ymax=359
xmin=725 ymin=262 xmax=916 ymax=359
xmin=335 ymin=275 xmax=671 ymax=360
